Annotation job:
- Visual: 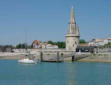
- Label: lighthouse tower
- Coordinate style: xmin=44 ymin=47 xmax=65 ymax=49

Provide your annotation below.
xmin=65 ymin=6 xmax=80 ymax=51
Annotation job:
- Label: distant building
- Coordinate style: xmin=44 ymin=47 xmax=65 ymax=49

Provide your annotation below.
xmin=65 ymin=6 xmax=80 ymax=51
xmin=32 ymin=40 xmax=40 ymax=49
xmin=79 ymin=43 xmax=89 ymax=47
xmin=45 ymin=44 xmax=58 ymax=49
xmin=32 ymin=41 xmax=58 ymax=49
xmin=89 ymin=38 xmax=104 ymax=46
xmin=40 ymin=42 xmax=47 ymax=49
xmin=0 ymin=45 xmax=12 ymax=52
xmin=41 ymin=43 xmax=58 ymax=49
xmin=104 ymin=37 xmax=111 ymax=44
xmin=76 ymin=43 xmax=95 ymax=53
xmin=88 ymin=37 xmax=111 ymax=46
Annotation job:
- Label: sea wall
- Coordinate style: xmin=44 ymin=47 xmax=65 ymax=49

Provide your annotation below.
xmin=1 ymin=48 xmax=111 ymax=63
xmin=78 ymin=53 xmax=111 ymax=63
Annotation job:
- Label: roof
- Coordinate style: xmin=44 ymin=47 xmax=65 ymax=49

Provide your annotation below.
xmin=32 ymin=40 xmax=40 ymax=45
xmin=91 ymin=38 xmax=104 ymax=42
xmin=79 ymin=43 xmax=89 ymax=47
xmin=105 ymin=37 xmax=111 ymax=40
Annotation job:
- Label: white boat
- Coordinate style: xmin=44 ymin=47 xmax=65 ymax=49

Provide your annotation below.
xmin=18 ymin=58 xmax=37 ymax=64
xmin=18 ymin=54 xmax=38 ymax=64
xmin=18 ymin=29 xmax=37 ymax=64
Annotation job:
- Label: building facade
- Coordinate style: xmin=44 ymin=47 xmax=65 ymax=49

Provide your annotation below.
xmin=0 ymin=45 xmax=12 ymax=52
xmin=32 ymin=40 xmax=58 ymax=49
xmin=88 ymin=37 xmax=111 ymax=46
xmin=32 ymin=40 xmax=40 ymax=49
xmin=65 ymin=7 xmax=80 ymax=51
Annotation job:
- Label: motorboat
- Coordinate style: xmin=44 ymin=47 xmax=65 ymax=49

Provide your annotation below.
xmin=18 ymin=58 xmax=37 ymax=64
xmin=18 ymin=54 xmax=38 ymax=64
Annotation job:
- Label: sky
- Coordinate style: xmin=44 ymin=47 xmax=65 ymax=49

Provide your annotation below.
xmin=0 ymin=0 xmax=111 ymax=45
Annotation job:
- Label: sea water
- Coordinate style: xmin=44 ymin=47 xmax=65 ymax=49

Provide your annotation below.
xmin=0 ymin=60 xmax=111 ymax=85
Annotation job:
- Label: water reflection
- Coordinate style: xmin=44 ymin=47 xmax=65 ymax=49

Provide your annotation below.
xmin=65 ymin=62 xmax=78 ymax=85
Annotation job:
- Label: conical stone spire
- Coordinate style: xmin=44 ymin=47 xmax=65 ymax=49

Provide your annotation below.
xmin=67 ymin=6 xmax=79 ymax=36
xmin=69 ymin=6 xmax=76 ymax=24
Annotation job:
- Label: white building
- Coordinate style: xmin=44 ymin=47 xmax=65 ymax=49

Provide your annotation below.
xmin=41 ymin=43 xmax=58 ymax=49
xmin=104 ymin=37 xmax=111 ymax=44
xmin=46 ymin=44 xmax=58 ymax=49
xmin=89 ymin=37 xmax=111 ymax=46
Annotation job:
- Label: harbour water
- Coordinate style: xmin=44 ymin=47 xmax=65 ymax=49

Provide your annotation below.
xmin=0 ymin=60 xmax=111 ymax=85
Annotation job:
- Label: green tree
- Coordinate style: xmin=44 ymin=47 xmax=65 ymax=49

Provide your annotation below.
xmin=47 ymin=41 xmax=66 ymax=48
xmin=56 ymin=41 xmax=66 ymax=48
xmin=47 ymin=40 xmax=55 ymax=45
xmin=79 ymin=39 xmax=86 ymax=43
xmin=104 ymin=42 xmax=111 ymax=48
xmin=16 ymin=43 xmax=27 ymax=49
xmin=16 ymin=44 xmax=21 ymax=49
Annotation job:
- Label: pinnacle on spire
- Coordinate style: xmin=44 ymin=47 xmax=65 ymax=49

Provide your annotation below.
xmin=69 ymin=6 xmax=76 ymax=24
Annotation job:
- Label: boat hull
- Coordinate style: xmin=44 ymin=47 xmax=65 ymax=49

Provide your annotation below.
xmin=18 ymin=58 xmax=37 ymax=64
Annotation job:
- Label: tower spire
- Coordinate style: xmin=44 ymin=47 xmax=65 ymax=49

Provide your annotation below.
xmin=67 ymin=6 xmax=77 ymax=34
xmin=69 ymin=6 xmax=76 ymax=24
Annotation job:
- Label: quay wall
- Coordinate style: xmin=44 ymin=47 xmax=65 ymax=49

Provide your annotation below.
xmin=1 ymin=49 xmax=111 ymax=63
xmin=94 ymin=48 xmax=111 ymax=53
xmin=78 ymin=53 xmax=111 ymax=63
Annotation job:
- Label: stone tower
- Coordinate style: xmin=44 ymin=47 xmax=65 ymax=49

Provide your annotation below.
xmin=65 ymin=6 xmax=80 ymax=51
